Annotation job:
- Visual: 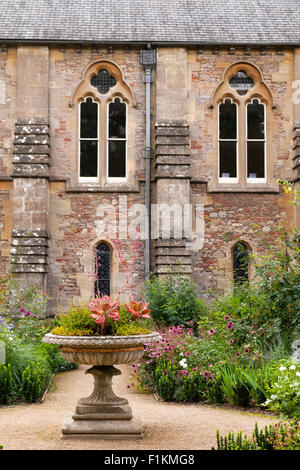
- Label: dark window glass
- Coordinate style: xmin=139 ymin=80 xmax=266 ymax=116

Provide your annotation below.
xmin=80 ymin=140 xmax=98 ymax=177
xmin=229 ymin=70 xmax=254 ymax=95
xmin=80 ymin=98 xmax=98 ymax=138
xmin=95 ymin=243 xmax=111 ymax=297
xmin=219 ymin=141 xmax=237 ymax=178
xmin=247 ymin=99 xmax=265 ymax=179
xmin=109 ymin=98 xmax=126 ymax=138
xmin=91 ymin=69 xmax=116 ymax=94
xmin=108 ymin=141 xmax=126 ymax=178
xmin=233 ymin=242 xmax=249 ymax=286
xmin=247 ymin=141 xmax=265 ymax=179
xmin=247 ymin=99 xmax=265 ymax=139
xmin=219 ymin=101 xmax=237 ymax=139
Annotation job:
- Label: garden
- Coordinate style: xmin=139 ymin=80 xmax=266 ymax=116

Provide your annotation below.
xmin=0 ymin=181 xmax=299 ymax=450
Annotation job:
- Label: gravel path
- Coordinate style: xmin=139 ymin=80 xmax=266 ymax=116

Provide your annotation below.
xmin=0 ymin=365 xmax=276 ymax=450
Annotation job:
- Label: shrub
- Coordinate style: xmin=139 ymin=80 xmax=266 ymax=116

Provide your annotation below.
xmin=263 ymin=361 xmax=300 ymax=419
xmin=212 ymin=421 xmax=300 ymax=450
xmin=0 ymin=363 xmax=13 ymax=403
xmin=212 ymin=423 xmax=275 ymax=450
xmin=145 ymin=274 xmax=207 ymax=326
xmin=20 ymin=360 xmax=50 ymax=403
xmin=153 ymin=359 xmax=178 ymax=401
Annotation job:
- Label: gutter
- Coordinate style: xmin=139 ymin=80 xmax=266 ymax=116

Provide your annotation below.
xmin=140 ymin=45 xmax=156 ymax=284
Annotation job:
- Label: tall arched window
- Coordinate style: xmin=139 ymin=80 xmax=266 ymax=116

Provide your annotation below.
xmin=233 ymin=242 xmax=249 ymax=286
xmin=73 ymin=61 xmax=135 ymax=184
xmin=214 ymin=63 xmax=272 ymax=187
xmin=94 ymin=242 xmax=111 ymax=297
xmin=79 ymin=96 xmax=99 ymax=181
xmin=107 ymin=97 xmax=127 ymax=179
xmin=218 ymin=98 xmax=238 ymax=182
xmin=246 ymin=98 xmax=266 ymax=182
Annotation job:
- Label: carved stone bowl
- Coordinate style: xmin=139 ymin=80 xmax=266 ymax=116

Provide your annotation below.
xmin=42 ymin=331 xmax=160 ymax=365
xmin=42 ymin=331 xmax=161 ymax=439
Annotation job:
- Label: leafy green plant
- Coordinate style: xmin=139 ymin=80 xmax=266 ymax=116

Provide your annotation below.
xmin=0 ymin=363 xmax=13 ymax=403
xmin=52 ymin=303 xmax=152 ymax=336
xmin=153 ymin=359 xmax=178 ymax=401
xmin=212 ymin=422 xmax=275 ymax=450
xmin=212 ymin=421 xmax=300 ymax=450
xmin=145 ymin=274 xmax=207 ymax=327
xmin=20 ymin=360 xmax=50 ymax=403
xmin=263 ymin=361 xmax=300 ymax=419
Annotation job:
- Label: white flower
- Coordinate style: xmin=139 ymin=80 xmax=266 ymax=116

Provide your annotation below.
xmin=296 ymin=372 xmax=300 ymax=377
xmin=289 ymin=365 xmax=296 ymax=370
xmin=179 ymin=359 xmax=187 ymax=368
xmin=279 ymin=366 xmax=286 ymax=372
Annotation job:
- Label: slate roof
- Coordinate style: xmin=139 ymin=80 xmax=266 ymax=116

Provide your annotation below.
xmin=0 ymin=0 xmax=299 ymax=45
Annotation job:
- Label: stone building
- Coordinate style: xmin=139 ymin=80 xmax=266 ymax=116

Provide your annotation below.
xmin=0 ymin=0 xmax=299 ymax=314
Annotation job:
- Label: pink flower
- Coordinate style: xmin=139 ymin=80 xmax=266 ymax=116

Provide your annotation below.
xmin=32 ymin=314 xmax=36 ymax=318
xmin=88 ymin=295 xmax=120 ymax=326
xmin=125 ymin=301 xmax=151 ymax=319
xmin=224 ymin=314 xmax=231 ymax=320
xmin=208 ymin=328 xmax=217 ymax=335
xmin=226 ymin=321 xmax=235 ymax=330
xmin=185 ymin=351 xmax=190 ymax=357
xmin=229 ymin=338 xmax=234 ymax=345
xmin=19 ymin=308 xmax=25 ymax=312
xmin=24 ymin=311 xmax=30 ymax=317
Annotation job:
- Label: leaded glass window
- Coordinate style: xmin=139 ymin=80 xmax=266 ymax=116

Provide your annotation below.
xmin=79 ymin=97 xmax=98 ymax=179
xmin=247 ymin=99 xmax=266 ymax=180
xmin=91 ymin=69 xmax=116 ymax=94
xmin=233 ymin=242 xmax=249 ymax=286
xmin=108 ymin=98 xmax=127 ymax=178
xmin=229 ymin=70 xmax=254 ymax=96
xmin=219 ymin=99 xmax=238 ymax=180
xmin=94 ymin=243 xmax=111 ymax=297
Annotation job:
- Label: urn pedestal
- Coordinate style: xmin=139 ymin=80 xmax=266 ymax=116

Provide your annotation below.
xmin=42 ymin=332 xmax=160 ymax=439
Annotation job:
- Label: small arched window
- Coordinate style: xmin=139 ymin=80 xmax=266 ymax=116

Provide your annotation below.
xmin=233 ymin=242 xmax=249 ymax=286
xmin=94 ymin=242 xmax=111 ymax=297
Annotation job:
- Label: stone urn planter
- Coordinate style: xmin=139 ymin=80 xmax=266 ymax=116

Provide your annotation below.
xmin=42 ymin=331 xmax=160 ymax=439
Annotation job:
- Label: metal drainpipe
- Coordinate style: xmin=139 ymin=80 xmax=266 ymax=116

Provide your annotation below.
xmin=140 ymin=45 xmax=156 ymax=285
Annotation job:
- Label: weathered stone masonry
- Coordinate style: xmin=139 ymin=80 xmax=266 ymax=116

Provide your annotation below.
xmin=0 ymin=43 xmax=299 ymax=314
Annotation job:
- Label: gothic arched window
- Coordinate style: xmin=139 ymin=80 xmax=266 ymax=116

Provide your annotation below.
xmin=73 ymin=61 xmax=135 ymax=184
xmin=214 ymin=63 xmax=272 ymax=187
xmin=94 ymin=242 xmax=111 ymax=297
xmin=233 ymin=242 xmax=249 ymax=286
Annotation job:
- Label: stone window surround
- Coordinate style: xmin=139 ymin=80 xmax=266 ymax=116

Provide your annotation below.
xmin=208 ymin=61 xmax=278 ymax=193
xmin=78 ymin=95 xmax=128 ymax=183
xmin=70 ymin=59 xmax=137 ymax=190
xmin=74 ymin=237 xmax=120 ymax=304
xmin=217 ymin=237 xmax=256 ymax=290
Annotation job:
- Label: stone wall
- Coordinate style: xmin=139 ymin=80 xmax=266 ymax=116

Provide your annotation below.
xmin=0 ymin=44 xmax=298 ymax=312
